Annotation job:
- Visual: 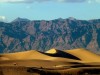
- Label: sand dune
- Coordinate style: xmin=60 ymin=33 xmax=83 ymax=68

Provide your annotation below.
xmin=0 ymin=49 xmax=81 ymax=64
xmin=1 ymin=48 xmax=100 ymax=62
xmin=0 ymin=50 xmax=55 ymax=60
xmin=64 ymin=48 xmax=100 ymax=62
xmin=45 ymin=49 xmax=80 ymax=60
xmin=1 ymin=48 xmax=100 ymax=75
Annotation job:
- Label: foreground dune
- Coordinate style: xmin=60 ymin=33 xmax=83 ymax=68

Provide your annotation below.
xmin=0 ymin=48 xmax=100 ymax=75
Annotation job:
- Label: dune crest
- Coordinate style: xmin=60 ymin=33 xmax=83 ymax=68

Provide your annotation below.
xmin=45 ymin=49 xmax=57 ymax=54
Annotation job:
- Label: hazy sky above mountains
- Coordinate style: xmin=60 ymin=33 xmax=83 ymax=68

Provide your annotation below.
xmin=0 ymin=0 xmax=100 ymax=22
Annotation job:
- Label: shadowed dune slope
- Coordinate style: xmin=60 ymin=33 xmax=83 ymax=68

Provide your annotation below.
xmin=64 ymin=48 xmax=100 ymax=62
xmin=45 ymin=49 xmax=80 ymax=60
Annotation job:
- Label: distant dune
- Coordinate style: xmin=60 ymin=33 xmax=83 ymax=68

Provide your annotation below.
xmin=0 ymin=48 xmax=100 ymax=75
xmin=64 ymin=48 xmax=100 ymax=62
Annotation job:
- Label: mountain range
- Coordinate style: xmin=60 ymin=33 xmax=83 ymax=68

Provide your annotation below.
xmin=0 ymin=17 xmax=100 ymax=53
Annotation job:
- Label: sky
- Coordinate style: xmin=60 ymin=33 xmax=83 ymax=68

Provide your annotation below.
xmin=0 ymin=0 xmax=100 ymax=22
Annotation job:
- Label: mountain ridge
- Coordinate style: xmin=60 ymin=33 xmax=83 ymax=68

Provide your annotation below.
xmin=0 ymin=17 xmax=100 ymax=53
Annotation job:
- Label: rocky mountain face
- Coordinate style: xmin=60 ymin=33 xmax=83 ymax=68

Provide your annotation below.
xmin=0 ymin=18 xmax=100 ymax=53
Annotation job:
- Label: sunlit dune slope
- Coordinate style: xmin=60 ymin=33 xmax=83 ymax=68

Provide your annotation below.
xmin=64 ymin=48 xmax=100 ymax=62
xmin=0 ymin=57 xmax=10 ymax=60
xmin=46 ymin=49 xmax=57 ymax=54
xmin=0 ymin=50 xmax=55 ymax=60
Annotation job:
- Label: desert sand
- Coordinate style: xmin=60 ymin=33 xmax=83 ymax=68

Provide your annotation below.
xmin=0 ymin=48 xmax=100 ymax=75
